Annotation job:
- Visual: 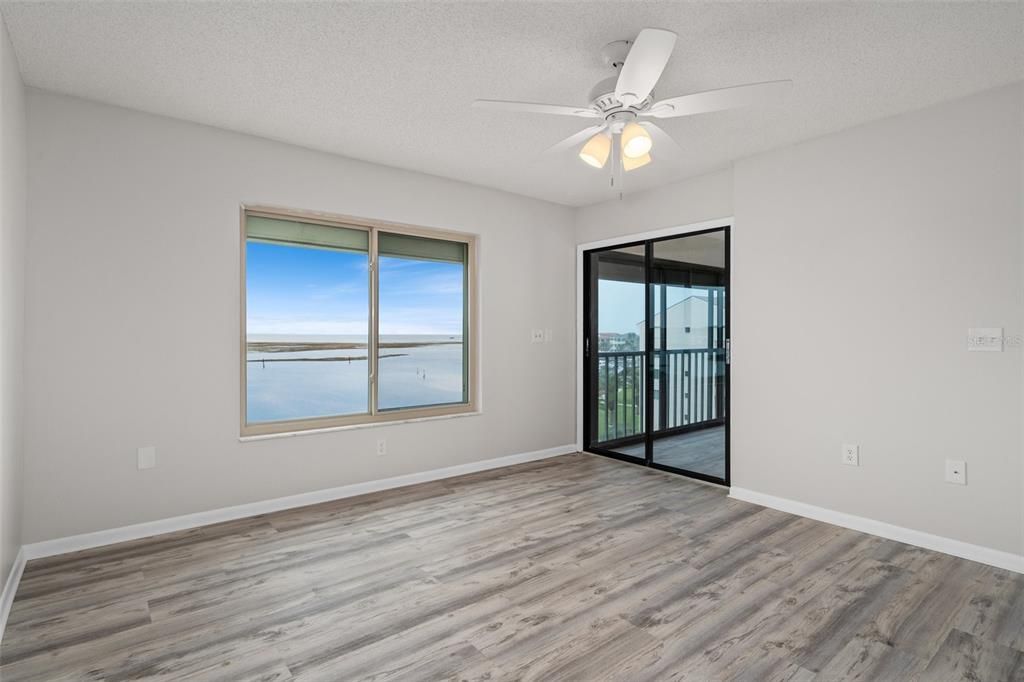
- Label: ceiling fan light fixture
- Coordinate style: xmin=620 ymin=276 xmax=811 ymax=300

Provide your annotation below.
xmin=623 ymin=153 xmax=652 ymax=172
xmin=472 ymin=27 xmax=791 ymax=185
xmin=621 ymin=122 xmax=652 ymax=159
xmin=579 ymin=131 xmax=611 ymax=168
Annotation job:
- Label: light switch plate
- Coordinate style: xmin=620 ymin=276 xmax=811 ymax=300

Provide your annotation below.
xmin=945 ymin=459 xmax=966 ymax=485
xmin=842 ymin=444 xmax=859 ymax=466
xmin=968 ymin=328 xmax=1003 ymax=352
xmin=137 ymin=446 xmax=156 ymax=470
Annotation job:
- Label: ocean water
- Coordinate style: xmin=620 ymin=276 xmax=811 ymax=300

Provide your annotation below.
xmin=246 ymin=334 xmax=465 ymax=423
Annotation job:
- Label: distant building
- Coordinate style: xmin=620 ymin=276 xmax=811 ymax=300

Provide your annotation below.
xmin=597 ymin=332 xmax=640 ymax=352
xmin=637 ymin=295 xmax=718 ymax=349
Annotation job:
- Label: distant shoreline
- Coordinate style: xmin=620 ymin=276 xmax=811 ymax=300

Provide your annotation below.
xmin=247 ymin=353 xmax=405 ymax=363
xmin=247 ymin=341 xmax=461 ymax=353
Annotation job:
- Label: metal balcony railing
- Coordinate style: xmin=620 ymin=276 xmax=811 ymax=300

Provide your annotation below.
xmin=596 ymin=348 xmax=725 ymax=443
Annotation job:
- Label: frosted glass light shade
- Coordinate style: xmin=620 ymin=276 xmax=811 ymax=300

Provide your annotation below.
xmin=623 ymin=153 xmax=652 ymax=172
xmin=621 ymin=122 xmax=652 ymax=159
xmin=579 ymin=132 xmax=611 ymax=168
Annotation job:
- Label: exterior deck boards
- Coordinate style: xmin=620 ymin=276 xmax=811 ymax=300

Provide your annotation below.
xmin=617 ymin=425 xmax=726 ymax=479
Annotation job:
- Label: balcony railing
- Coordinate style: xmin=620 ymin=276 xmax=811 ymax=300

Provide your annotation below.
xmin=596 ymin=348 xmax=725 ymax=444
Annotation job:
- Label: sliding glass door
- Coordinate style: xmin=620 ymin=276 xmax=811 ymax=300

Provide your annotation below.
xmin=649 ymin=232 xmax=729 ymax=482
xmin=584 ymin=243 xmax=648 ymax=463
xmin=584 ymin=227 xmax=730 ymax=485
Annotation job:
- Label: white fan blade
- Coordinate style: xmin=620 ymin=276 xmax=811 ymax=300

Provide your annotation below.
xmin=473 ymin=99 xmax=599 ymax=118
xmin=615 ymin=28 xmax=677 ymax=107
xmin=543 ymin=125 xmax=607 ymax=155
xmin=643 ymin=80 xmax=792 ymax=118
xmin=638 ymin=121 xmax=683 ymax=161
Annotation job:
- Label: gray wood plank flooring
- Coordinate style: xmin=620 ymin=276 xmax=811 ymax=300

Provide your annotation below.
xmin=1 ymin=453 xmax=1021 ymax=681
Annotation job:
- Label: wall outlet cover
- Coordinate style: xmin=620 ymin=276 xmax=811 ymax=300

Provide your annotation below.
xmin=137 ymin=446 xmax=156 ymax=470
xmin=841 ymin=444 xmax=859 ymax=466
xmin=531 ymin=329 xmax=544 ymax=344
xmin=945 ymin=459 xmax=966 ymax=485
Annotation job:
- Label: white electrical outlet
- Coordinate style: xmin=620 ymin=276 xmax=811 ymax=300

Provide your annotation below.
xmin=531 ymin=329 xmax=544 ymax=344
xmin=376 ymin=439 xmax=387 ymax=456
xmin=137 ymin=446 xmax=156 ymax=470
xmin=945 ymin=459 xmax=966 ymax=485
xmin=841 ymin=444 xmax=859 ymax=466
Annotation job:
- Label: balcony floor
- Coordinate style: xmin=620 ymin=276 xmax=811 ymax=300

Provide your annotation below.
xmin=619 ymin=425 xmax=725 ymax=480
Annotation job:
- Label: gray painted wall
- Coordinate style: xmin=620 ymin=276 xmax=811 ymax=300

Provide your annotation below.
xmin=731 ymin=83 xmax=1023 ymax=555
xmin=12 ymin=71 xmax=1024 ymax=560
xmin=22 ymin=91 xmax=576 ymax=543
xmin=574 ymin=168 xmax=733 ymax=244
xmin=0 ymin=15 xmax=26 ymax=586
xmin=577 ymin=83 xmax=1024 ymax=556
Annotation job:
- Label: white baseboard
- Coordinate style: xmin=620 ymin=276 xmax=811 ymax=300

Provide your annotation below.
xmin=729 ymin=487 xmax=1024 ymax=574
xmin=23 ymin=444 xmax=577 ymax=561
xmin=0 ymin=547 xmax=27 ymax=645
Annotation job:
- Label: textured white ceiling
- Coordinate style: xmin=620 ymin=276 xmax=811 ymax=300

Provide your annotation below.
xmin=2 ymin=2 xmax=1021 ymax=206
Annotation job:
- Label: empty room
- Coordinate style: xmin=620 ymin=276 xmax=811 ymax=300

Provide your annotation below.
xmin=0 ymin=1 xmax=1022 ymax=680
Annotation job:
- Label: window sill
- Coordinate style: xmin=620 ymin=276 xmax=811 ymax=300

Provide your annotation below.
xmin=239 ymin=409 xmax=483 ymax=443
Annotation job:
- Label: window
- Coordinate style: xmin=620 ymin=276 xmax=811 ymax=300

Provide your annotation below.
xmin=242 ymin=207 xmax=476 ymax=435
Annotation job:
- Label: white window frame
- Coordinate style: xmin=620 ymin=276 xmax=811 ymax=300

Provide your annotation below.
xmin=240 ymin=205 xmax=479 ymax=437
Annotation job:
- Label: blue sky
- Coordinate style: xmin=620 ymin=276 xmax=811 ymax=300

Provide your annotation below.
xmin=246 ymin=242 xmax=464 ymax=336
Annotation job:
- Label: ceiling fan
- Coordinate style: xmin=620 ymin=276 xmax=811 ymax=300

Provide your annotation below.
xmin=473 ymin=28 xmax=791 ymax=183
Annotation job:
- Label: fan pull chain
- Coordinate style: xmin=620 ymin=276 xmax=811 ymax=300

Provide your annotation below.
xmin=610 ymin=131 xmax=623 ymax=196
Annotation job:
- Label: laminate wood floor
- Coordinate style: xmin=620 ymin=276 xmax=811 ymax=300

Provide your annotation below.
xmin=2 ymin=454 xmax=1022 ymax=681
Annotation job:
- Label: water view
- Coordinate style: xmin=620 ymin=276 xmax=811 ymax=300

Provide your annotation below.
xmin=246 ymin=333 xmax=464 ymax=422
xmin=245 ymin=223 xmax=468 ymax=424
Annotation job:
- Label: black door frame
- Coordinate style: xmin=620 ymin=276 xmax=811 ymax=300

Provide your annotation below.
xmin=582 ymin=225 xmax=731 ymax=487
